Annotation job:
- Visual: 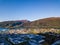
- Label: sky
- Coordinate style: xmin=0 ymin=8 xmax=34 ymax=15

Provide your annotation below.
xmin=0 ymin=0 xmax=60 ymax=22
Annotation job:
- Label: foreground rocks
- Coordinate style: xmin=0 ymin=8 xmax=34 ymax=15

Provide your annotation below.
xmin=0 ymin=32 xmax=60 ymax=45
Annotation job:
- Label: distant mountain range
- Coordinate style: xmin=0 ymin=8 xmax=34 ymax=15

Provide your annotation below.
xmin=0 ymin=17 xmax=60 ymax=29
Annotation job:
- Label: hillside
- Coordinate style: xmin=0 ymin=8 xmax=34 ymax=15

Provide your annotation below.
xmin=0 ymin=17 xmax=60 ymax=29
xmin=23 ymin=17 xmax=60 ymax=29
xmin=0 ymin=20 xmax=30 ymax=28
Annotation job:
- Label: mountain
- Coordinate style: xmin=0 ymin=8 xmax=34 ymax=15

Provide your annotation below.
xmin=0 ymin=20 xmax=30 ymax=28
xmin=23 ymin=17 xmax=60 ymax=29
xmin=0 ymin=17 xmax=60 ymax=29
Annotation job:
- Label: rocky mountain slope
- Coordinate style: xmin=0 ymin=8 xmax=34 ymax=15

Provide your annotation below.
xmin=0 ymin=20 xmax=30 ymax=28
xmin=23 ymin=17 xmax=60 ymax=29
xmin=0 ymin=17 xmax=60 ymax=29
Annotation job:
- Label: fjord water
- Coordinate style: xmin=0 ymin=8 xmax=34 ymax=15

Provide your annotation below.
xmin=0 ymin=28 xmax=8 ymax=31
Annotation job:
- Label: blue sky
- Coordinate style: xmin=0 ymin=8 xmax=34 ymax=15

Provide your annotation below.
xmin=0 ymin=0 xmax=60 ymax=21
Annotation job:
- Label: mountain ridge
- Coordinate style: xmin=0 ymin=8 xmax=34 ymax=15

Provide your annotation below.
xmin=23 ymin=17 xmax=60 ymax=29
xmin=0 ymin=17 xmax=60 ymax=29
